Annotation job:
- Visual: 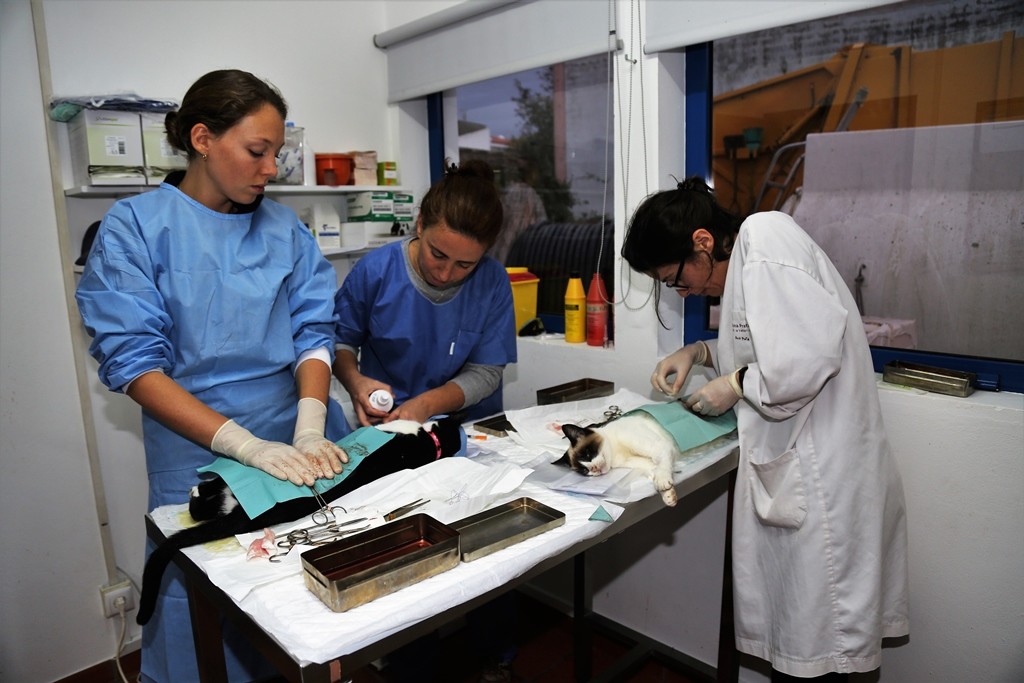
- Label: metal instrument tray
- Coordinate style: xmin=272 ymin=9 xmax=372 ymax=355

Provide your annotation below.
xmin=536 ymin=377 xmax=614 ymax=405
xmin=302 ymin=514 xmax=459 ymax=612
xmin=450 ymin=497 xmax=566 ymax=562
xmin=882 ymin=360 xmax=976 ymax=397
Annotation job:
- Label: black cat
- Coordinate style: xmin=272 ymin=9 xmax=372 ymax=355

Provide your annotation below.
xmin=137 ymin=417 xmax=464 ymax=625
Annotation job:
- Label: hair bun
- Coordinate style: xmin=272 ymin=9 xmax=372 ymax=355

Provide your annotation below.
xmin=677 ymin=176 xmax=711 ymax=194
xmin=444 ymin=158 xmax=495 ymax=183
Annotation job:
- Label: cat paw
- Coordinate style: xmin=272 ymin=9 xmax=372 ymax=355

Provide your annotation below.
xmin=654 ymin=477 xmax=677 ymax=506
xmin=660 ymin=487 xmax=678 ymax=506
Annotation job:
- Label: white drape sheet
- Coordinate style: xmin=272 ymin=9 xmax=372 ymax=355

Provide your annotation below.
xmin=149 ymin=390 xmax=738 ymax=666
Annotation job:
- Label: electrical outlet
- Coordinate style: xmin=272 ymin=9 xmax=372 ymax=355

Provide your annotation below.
xmin=100 ymin=580 xmax=135 ymax=618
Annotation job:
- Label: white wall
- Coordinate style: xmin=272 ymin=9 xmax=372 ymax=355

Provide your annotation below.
xmin=1 ymin=1 xmax=1021 ymax=682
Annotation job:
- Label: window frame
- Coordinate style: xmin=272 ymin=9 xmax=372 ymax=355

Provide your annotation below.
xmin=681 ymin=42 xmax=1024 ymax=393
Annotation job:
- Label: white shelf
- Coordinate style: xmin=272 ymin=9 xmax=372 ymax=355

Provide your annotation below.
xmin=65 ymin=184 xmax=402 ymax=198
xmin=267 ymin=184 xmax=402 ymax=194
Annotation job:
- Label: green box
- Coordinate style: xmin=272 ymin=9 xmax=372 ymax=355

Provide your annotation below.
xmin=346 ymin=191 xmax=395 ymax=222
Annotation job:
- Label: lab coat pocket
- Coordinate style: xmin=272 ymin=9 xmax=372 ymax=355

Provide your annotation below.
xmin=748 ymin=449 xmax=807 ymax=529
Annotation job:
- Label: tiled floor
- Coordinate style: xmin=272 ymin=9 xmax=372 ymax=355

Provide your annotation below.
xmin=350 ymin=591 xmax=703 ymax=683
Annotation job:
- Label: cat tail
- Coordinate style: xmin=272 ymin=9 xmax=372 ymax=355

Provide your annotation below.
xmin=136 ymin=510 xmax=244 ymax=625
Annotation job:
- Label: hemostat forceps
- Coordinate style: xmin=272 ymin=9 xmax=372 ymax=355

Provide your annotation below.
xmin=269 ymin=517 xmax=370 ymax=562
xmin=383 ymin=499 xmax=428 ymax=522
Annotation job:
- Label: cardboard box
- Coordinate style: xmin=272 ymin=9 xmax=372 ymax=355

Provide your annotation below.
xmin=392 ymin=192 xmax=415 ymax=224
xmin=348 ymin=150 xmax=378 ymax=187
xmin=300 ymin=202 xmax=342 ymax=251
xmin=68 ymin=109 xmax=146 ymax=186
xmin=140 ymin=112 xmax=186 ymax=185
xmin=346 ymin=191 xmax=395 ymax=222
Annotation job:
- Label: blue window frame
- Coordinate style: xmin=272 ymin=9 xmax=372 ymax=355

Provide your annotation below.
xmin=680 ymin=42 xmax=1023 ymax=393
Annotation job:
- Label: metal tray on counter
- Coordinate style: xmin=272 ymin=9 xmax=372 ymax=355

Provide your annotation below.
xmin=536 ymin=377 xmax=613 ymax=405
xmin=450 ymin=497 xmax=566 ymax=562
xmin=882 ymin=360 xmax=976 ymax=397
xmin=302 ymin=514 xmax=459 ymax=612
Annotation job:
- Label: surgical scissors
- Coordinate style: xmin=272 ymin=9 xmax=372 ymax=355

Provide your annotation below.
xmin=603 ymin=405 xmax=623 ymax=420
xmin=268 ymin=517 xmax=371 ymax=562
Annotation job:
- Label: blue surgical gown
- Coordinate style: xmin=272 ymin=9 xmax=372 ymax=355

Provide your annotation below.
xmin=76 ymin=180 xmax=350 ymax=683
xmin=334 ymin=239 xmax=517 ymax=422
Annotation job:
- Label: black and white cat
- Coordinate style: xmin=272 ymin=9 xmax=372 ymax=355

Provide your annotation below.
xmin=137 ymin=417 xmax=464 ymax=625
xmin=556 ymin=413 xmax=679 ymax=507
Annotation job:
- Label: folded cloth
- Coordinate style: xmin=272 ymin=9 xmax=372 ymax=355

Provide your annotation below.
xmin=199 ymin=426 xmax=396 ymax=518
xmin=628 ymin=400 xmax=737 ymax=452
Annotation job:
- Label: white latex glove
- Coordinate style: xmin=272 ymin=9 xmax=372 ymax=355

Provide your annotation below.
xmin=211 ymin=419 xmax=318 ymax=486
xmin=292 ymin=397 xmax=348 ymax=478
xmin=685 ymin=369 xmax=743 ymax=417
xmin=651 ymin=341 xmax=708 ymax=396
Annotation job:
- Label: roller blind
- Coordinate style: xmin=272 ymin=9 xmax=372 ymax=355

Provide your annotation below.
xmin=381 ymin=0 xmax=614 ymax=103
xmin=643 ymin=0 xmax=900 ymax=54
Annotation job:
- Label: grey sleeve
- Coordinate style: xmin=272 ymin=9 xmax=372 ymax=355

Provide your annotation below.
xmin=450 ymin=362 xmax=504 ymax=409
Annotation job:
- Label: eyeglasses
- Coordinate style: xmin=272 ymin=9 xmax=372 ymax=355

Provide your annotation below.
xmin=663 ymin=260 xmax=691 ymax=290
xmin=662 ymin=255 xmax=715 ymax=293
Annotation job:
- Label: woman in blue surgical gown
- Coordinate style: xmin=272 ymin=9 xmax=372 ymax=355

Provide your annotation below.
xmin=621 ymin=177 xmax=909 ymax=682
xmin=76 ymin=69 xmax=351 ymax=683
xmin=333 ymin=159 xmax=517 ymax=426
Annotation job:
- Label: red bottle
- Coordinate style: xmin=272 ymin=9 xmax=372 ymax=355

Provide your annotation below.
xmin=586 ymin=273 xmax=608 ymax=346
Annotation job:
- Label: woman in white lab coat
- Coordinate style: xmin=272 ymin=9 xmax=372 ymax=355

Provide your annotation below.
xmin=621 ymin=177 xmax=909 ymax=680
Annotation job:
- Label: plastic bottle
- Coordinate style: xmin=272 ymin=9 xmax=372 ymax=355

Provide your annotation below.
xmin=369 ymin=389 xmax=394 ymax=412
xmin=586 ymin=273 xmax=608 ymax=346
xmin=564 ymin=272 xmax=586 ymax=343
xmin=276 ymin=122 xmax=304 ymax=185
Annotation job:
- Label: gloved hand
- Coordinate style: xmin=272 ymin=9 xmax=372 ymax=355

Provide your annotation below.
xmin=292 ymin=397 xmax=348 ymax=478
xmin=211 ymin=419 xmax=318 ymax=486
xmin=684 ymin=368 xmax=744 ymax=417
xmin=651 ymin=341 xmax=709 ymax=396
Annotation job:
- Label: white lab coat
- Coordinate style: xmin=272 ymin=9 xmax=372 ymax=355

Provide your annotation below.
xmin=713 ymin=212 xmax=909 ymax=676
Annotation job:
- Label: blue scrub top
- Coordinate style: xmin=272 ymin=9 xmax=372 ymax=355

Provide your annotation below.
xmin=334 ymin=238 xmax=517 ymax=421
xmin=76 ymin=180 xmax=351 ymax=510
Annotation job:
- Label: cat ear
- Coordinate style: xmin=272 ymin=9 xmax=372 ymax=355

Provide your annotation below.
xmin=553 ymin=452 xmax=572 ymax=468
xmin=561 ymin=423 xmax=590 ymax=444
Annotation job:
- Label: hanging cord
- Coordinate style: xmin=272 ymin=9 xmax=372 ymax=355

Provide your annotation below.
xmin=593 ymin=0 xmax=616 ymax=304
xmin=616 ymin=0 xmax=654 ymax=311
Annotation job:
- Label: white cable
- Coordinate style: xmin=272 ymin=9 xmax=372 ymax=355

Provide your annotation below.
xmin=616 ymin=0 xmax=655 ymax=312
xmin=114 ymin=599 xmax=131 ymax=683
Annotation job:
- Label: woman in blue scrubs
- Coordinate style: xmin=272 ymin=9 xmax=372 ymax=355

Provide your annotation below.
xmin=333 ymin=160 xmax=518 ymax=425
xmin=76 ymin=69 xmax=351 ymax=683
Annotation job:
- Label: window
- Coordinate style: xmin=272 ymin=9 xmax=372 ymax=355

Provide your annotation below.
xmin=449 ymin=55 xmax=615 ymax=335
xmin=685 ymin=0 xmax=1024 ymax=391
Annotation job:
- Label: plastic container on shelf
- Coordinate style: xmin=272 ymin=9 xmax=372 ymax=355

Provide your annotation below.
xmin=273 ymin=122 xmax=304 ymax=185
xmin=563 ymin=272 xmax=585 ymax=343
xmin=506 ymin=267 xmax=539 ymax=334
xmin=315 ymin=153 xmax=353 ymax=186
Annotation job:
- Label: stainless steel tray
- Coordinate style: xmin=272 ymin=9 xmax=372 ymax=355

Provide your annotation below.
xmin=302 ymin=514 xmax=459 ymax=612
xmin=536 ymin=378 xmax=614 ymax=405
xmin=882 ymin=360 xmax=976 ymax=397
xmin=450 ymin=497 xmax=566 ymax=562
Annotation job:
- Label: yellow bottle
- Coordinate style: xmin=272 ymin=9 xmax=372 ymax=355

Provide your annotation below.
xmin=564 ymin=272 xmax=586 ymax=343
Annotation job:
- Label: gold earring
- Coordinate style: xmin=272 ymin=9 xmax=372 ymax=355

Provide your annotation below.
xmin=201 ymin=153 xmax=208 ymax=161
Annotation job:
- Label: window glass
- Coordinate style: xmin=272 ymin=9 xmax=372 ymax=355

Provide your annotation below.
xmin=708 ymin=0 xmax=1023 ymax=367
xmin=455 ymin=55 xmax=615 ymax=335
